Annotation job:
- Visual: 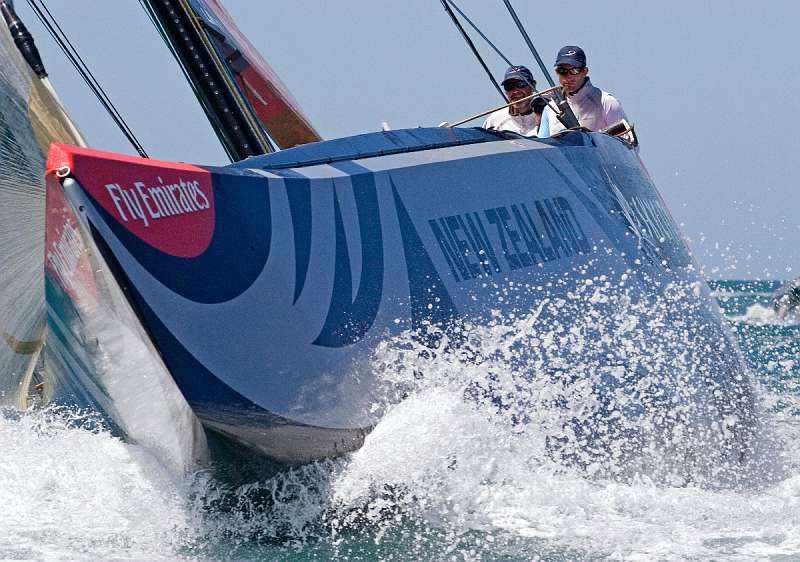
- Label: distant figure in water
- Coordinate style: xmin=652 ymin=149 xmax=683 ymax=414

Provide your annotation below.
xmin=538 ymin=45 xmax=632 ymax=141
xmin=773 ymin=277 xmax=800 ymax=320
xmin=483 ymin=65 xmax=544 ymax=137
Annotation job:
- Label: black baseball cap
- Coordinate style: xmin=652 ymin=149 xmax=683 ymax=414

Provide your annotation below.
xmin=555 ymin=46 xmax=586 ymax=68
xmin=501 ymin=65 xmax=535 ymax=88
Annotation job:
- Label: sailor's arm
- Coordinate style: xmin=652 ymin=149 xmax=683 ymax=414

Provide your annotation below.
xmin=602 ymin=94 xmax=636 ymax=147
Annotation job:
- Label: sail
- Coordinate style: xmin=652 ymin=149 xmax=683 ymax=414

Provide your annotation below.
xmin=187 ymin=0 xmax=321 ymax=149
xmin=143 ymin=0 xmax=321 ymax=160
xmin=0 ymin=14 xmax=85 ymax=408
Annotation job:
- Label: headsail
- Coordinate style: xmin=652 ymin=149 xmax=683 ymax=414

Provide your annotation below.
xmin=0 ymin=5 xmax=85 ymax=408
xmin=142 ymin=0 xmax=321 ymax=159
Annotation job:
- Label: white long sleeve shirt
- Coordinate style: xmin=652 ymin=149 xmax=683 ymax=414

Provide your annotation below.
xmin=540 ymin=78 xmax=628 ymax=137
xmin=483 ymin=108 xmax=538 ymax=137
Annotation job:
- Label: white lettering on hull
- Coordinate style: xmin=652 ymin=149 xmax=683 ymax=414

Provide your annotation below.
xmin=104 ymin=177 xmax=210 ymax=227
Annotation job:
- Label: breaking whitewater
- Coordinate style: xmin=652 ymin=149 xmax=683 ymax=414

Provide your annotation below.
xmin=2 ymin=279 xmax=799 ymax=561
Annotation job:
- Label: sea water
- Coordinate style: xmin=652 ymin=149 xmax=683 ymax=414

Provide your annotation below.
xmin=1 ymin=280 xmax=799 ymax=561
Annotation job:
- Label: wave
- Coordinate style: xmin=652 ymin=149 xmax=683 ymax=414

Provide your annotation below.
xmin=3 ymin=281 xmax=800 ymax=560
xmin=0 ymin=406 xmax=197 ymax=561
xmin=729 ymin=303 xmax=800 ymax=326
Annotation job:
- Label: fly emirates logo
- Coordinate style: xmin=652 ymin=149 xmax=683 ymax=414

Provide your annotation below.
xmin=104 ymin=177 xmax=210 ymax=227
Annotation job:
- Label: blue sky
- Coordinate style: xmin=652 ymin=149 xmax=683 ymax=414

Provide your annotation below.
xmin=22 ymin=1 xmax=800 ymax=279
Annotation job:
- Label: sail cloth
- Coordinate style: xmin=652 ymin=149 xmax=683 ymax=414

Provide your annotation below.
xmin=0 ymin=19 xmax=84 ymax=408
xmin=186 ymin=0 xmax=322 ymax=149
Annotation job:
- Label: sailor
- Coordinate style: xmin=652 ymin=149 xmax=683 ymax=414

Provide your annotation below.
xmin=538 ymin=46 xmax=631 ymax=140
xmin=483 ymin=65 xmax=542 ymax=137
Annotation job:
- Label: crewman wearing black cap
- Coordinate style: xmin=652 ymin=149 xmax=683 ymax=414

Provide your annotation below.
xmin=483 ymin=65 xmax=545 ymax=137
xmin=539 ymin=45 xmax=632 ymax=141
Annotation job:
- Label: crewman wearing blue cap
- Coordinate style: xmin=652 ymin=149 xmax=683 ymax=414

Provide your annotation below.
xmin=539 ymin=45 xmax=632 ymax=140
xmin=483 ymin=65 xmax=544 ymax=137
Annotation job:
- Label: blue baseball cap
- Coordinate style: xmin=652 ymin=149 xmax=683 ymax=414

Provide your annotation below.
xmin=502 ymin=65 xmax=535 ymax=87
xmin=555 ymin=46 xmax=586 ymax=68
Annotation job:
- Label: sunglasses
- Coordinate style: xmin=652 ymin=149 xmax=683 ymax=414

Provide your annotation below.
xmin=503 ymin=79 xmax=530 ymax=91
xmin=555 ymin=66 xmax=584 ymax=76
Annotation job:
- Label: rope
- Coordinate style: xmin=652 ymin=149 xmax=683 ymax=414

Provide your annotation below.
xmin=25 ymin=0 xmax=149 ymax=157
xmin=501 ymin=0 xmax=556 ymax=89
xmin=137 ymin=0 xmax=239 ymax=161
xmin=445 ymin=0 xmax=512 ymax=67
xmin=439 ymin=0 xmax=506 ymax=100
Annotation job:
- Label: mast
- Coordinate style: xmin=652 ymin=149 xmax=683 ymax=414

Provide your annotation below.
xmin=142 ymin=0 xmax=322 ymax=160
xmin=142 ymin=0 xmax=273 ymax=161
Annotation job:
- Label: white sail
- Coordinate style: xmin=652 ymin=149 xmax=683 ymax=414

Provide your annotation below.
xmin=0 ymin=16 xmax=84 ymax=408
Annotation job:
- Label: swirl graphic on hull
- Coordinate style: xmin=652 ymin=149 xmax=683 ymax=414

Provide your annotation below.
xmin=314 ymin=162 xmax=384 ymax=347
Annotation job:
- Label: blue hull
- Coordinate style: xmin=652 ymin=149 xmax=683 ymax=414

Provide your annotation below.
xmin=44 ymin=128 xmax=756 ymax=468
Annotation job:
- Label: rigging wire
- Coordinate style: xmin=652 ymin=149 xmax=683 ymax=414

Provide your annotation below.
xmin=137 ymin=0 xmax=237 ymax=162
xmin=438 ymin=0 xmax=506 ymax=101
xmin=138 ymin=0 xmax=195 ymax=92
xmin=25 ymin=0 xmax=149 ymax=157
xmin=138 ymin=0 xmax=273 ymax=160
xmin=444 ymin=0 xmax=512 ymax=67
xmin=500 ymin=0 xmax=555 ymax=89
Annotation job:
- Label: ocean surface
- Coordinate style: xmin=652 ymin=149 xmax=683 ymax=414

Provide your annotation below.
xmin=1 ymin=279 xmax=799 ymax=562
